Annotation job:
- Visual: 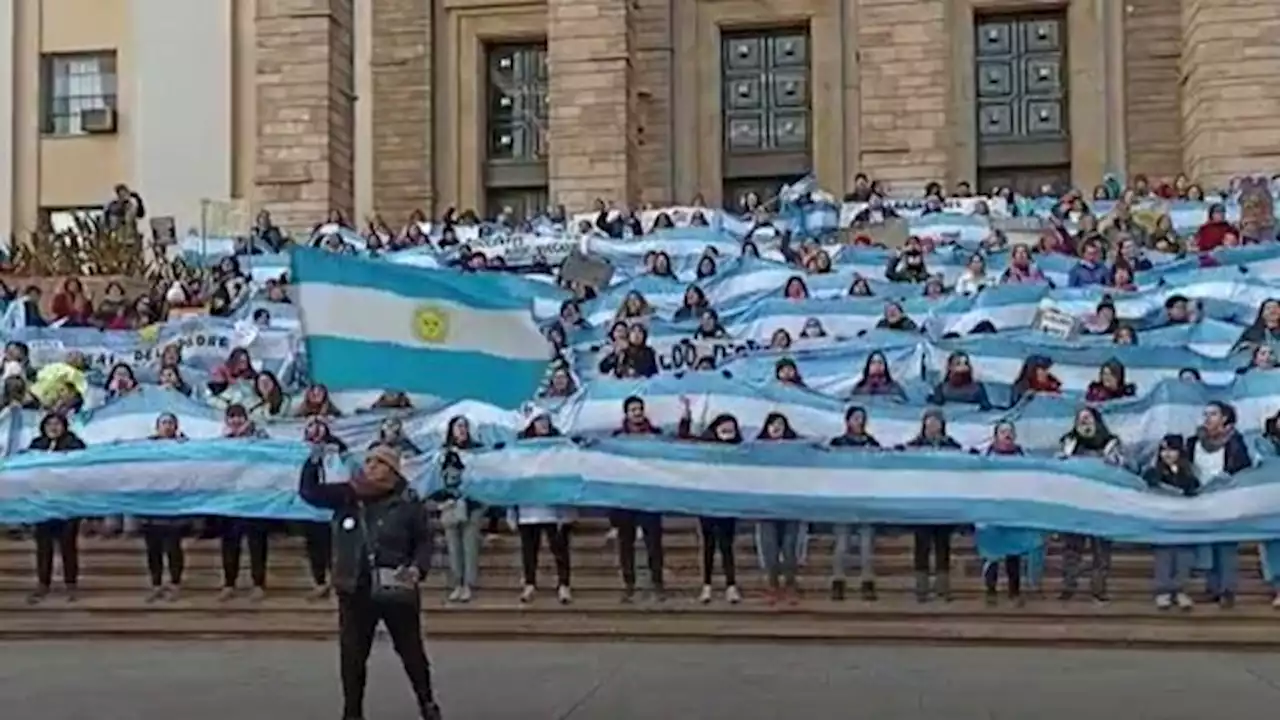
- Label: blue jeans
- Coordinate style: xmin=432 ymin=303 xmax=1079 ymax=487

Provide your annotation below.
xmin=1153 ymin=546 xmax=1194 ymax=595
xmin=832 ymin=523 xmax=875 ymax=582
xmin=1204 ymin=542 xmax=1240 ymax=597
xmin=758 ymin=520 xmax=800 ymax=588
xmin=443 ymin=508 xmax=483 ymax=589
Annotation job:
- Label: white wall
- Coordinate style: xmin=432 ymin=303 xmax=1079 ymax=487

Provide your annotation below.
xmin=130 ymin=0 xmax=232 ymax=235
xmin=0 ymin=0 xmax=15 ymax=244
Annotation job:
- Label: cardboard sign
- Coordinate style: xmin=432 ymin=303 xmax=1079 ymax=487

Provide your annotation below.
xmin=203 ymin=199 xmax=249 ymax=238
xmin=149 ymin=216 xmax=176 ymax=245
xmin=990 ymin=216 xmax=1042 ymax=246
xmin=847 ymin=217 xmax=910 ymax=249
xmin=559 ymin=251 xmax=614 ymax=290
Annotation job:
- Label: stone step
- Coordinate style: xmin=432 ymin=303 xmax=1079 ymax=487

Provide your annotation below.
xmin=3 ymin=572 xmax=1276 ymax=600
xmin=0 ymin=535 xmax=1249 ymax=558
xmin=4 ymin=538 xmax=1273 ymax=649
xmin=5 ymin=596 xmax=1280 ymax=648
xmin=0 ymin=549 xmax=1262 ymax=582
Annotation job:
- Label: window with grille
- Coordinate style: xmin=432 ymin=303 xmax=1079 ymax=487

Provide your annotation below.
xmin=484 ymin=42 xmax=548 ymax=219
xmin=39 ymin=207 xmax=104 ymax=234
xmin=41 ymin=52 xmax=118 ymax=136
xmin=487 ymin=43 xmax=547 ymax=162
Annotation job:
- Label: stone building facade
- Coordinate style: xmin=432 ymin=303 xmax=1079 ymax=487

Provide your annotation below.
xmin=253 ymin=0 xmax=1280 ymax=227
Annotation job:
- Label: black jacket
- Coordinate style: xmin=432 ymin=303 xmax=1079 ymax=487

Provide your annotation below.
xmin=28 ymin=434 xmax=87 ymax=452
xmin=1143 ymin=462 xmax=1200 ymax=497
xmin=298 ymin=457 xmax=433 ymax=594
xmin=1185 ymin=432 xmax=1252 ymax=477
xmin=830 ymin=433 xmax=881 ymax=448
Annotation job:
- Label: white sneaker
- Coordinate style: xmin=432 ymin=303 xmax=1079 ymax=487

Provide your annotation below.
xmin=725 ymin=585 xmax=742 ymax=604
xmin=519 ymin=584 xmax=536 ymax=604
xmin=1271 ymin=593 xmax=1280 ymax=609
xmin=604 ymin=527 xmax=619 ymax=545
xmin=1175 ymin=592 xmax=1194 ymax=610
xmin=447 ymin=587 xmax=463 ymax=603
xmin=1155 ymin=593 xmax=1173 ymax=610
xmin=458 ymin=586 xmax=472 ymax=603
xmin=557 ymin=585 xmax=573 ymax=605
xmin=698 ymin=585 xmax=713 ymax=604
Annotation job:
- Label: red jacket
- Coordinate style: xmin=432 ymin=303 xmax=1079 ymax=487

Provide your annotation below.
xmin=1194 ymin=221 xmax=1236 ymax=252
xmin=50 ymin=292 xmax=93 ymax=326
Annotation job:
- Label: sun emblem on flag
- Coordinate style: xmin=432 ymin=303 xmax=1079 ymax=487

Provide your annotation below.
xmin=412 ymin=306 xmax=450 ymax=344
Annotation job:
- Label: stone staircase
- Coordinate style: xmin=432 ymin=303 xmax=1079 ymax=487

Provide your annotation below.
xmin=4 ymin=520 xmax=1280 ymax=648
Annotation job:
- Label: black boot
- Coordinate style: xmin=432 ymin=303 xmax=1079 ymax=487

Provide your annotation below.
xmin=421 ymin=702 xmax=443 ymax=720
xmin=859 ymin=580 xmax=877 ymax=601
xmin=831 ymin=579 xmax=846 ymax=601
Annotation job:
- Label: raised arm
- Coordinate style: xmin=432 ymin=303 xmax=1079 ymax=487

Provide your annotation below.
xmin=298 ymin=454 xmax=350 ymax=510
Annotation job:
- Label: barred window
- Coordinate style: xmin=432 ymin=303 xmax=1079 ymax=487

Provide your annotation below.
xmin=483 ymin=42 xmax=548 ymax=218
xmin=486 ymin=44 xmax=548 ymax=162
xmin=41 ymin=52 xmax=118 ymax=136
xmin=39 ymin=207 xmax=104 ymax=234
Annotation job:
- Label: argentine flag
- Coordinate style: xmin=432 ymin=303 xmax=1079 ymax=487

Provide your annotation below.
xmin=291 ymin=248 xmax=548 ymax=408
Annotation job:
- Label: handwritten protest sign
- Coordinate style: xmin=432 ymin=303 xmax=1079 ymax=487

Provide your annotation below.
xmin=582 ymin=337 xmax=769 ymax=376
xmin=10 ymin=318 xmax=297 ymax=377
xmin=467 ymin=232 xmax=580 ymax=263
xmin=1034 ymin=307 xmax=1080 ymax=339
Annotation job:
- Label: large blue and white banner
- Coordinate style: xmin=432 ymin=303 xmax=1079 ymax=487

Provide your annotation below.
xmin=461 ymin=438 xmax=1280 ymax=544
xmin=8 ymin=184 xmax=1280 ymax=561
xmin=6 ymin=435 xmax=1280 ymax=547
xmin=6 ymin=317 xmax=298 ymax=385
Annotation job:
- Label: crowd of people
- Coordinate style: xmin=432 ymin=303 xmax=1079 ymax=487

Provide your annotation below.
xmin=3 ymin=171 xmax=1280 ymax=620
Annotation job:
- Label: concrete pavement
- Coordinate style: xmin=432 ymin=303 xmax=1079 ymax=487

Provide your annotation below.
xmin=5 ymin=640 xmax=1280 ymax=719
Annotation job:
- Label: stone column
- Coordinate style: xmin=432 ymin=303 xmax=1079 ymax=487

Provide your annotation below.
xmin=856 ymin=0 xmax=951 ymax=190
xmin=547 ymin=0 xmax=636 ymax=212
xmin=1124 ymin=0 xmax=1182 ymax=179
xmin=631 ymin=0 xmax=674 ymax=205
xmin=253 ymin=0 xmax=355 ymax=232
xmin=371 ymin=0 xmax=433 ymax=222
xmin=1180 ymin=0 xmax=1280 ymax=187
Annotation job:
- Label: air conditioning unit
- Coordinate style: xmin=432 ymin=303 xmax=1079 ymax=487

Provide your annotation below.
xmin=81 ymin=107 xmax=118 ymax=134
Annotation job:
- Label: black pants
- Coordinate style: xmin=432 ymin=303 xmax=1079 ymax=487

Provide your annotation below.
xmin=338 ymin=591 xmax=435 ymax=718
xmin=304 ymin=522 xmax=332 ymax=586
xmin=983 ymin=555 xmax=1021 ymax=596
xmin=912 ymin=526 xmax=953 ymax=574
xmin=484 ymin=506 xmax=504 ymax=533
xmin=35 ymin=519 xmax=80 ymax=587
xmin=220 ymin=518 xmax=269 ymax=588
xmin=698 ymin=517 xmax=737 ymax=586
xmin=142 ymin=524 xmax=185 ymax=587
xmin=1061 ymin=534 xmax=1112 ymax=595
xmin=519 ymin=523 xmax=570 ymax=587
xmin=611 ymin=510 xmax=664 ymax=588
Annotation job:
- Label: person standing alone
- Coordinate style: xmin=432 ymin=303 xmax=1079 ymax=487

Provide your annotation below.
xmin=299 ymin=443 xmax=442 ymax=720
